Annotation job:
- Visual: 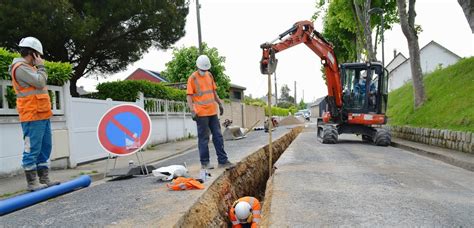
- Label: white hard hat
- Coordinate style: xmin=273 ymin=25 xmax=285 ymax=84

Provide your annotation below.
xmin=196 ymin=55 xmax=211 ymax=70
xmin=235 ymin=201 xmax=252 ymax=221
xmin=18 ymin=37 xmax=43 ymax=55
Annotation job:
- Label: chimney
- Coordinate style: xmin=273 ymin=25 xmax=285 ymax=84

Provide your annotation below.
xmin=393 ymin=49 xmax=397 ymax=59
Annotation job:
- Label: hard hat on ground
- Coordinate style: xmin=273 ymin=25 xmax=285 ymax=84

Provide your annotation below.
xmin=234 ymin=201 xmax=252 ymax=222
xmin=18 ymin=37 xmax=43 ymax=55
xmin=196 ymin=55 xmax=211 ymax=70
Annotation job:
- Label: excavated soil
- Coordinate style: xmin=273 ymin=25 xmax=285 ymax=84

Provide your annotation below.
xmin=174 ymin=127 xmax=303 ymax=227
xmin=278 ymin=116 xmax=305 ymax=126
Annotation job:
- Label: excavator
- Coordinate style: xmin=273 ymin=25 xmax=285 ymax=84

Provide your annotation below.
xmin=260 ymin=20 xmax=391 ymax=146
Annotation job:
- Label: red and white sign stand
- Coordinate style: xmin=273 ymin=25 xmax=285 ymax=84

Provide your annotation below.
xmin=97 ymin=104 xmax=152 ymax=177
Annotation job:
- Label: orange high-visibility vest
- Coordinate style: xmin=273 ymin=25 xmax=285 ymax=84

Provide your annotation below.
xmin=166 ymin=177 xmax=205 ymax=191
xmin=229 ymin=196 xmax=262 ymax=228
xmin=11 ymin=62 xmax=52 ymax=122
xmin=186 ymin=71 xmax=217 ymax=117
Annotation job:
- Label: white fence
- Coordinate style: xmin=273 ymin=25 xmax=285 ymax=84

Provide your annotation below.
xmin=0 ymin=80 xmax=65 ymax=115
xmin=0 ymin=82 xmax=196 ymax=176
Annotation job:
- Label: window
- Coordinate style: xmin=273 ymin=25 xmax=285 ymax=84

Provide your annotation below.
xmin=232 ymin=91 xmax=242 ymax=100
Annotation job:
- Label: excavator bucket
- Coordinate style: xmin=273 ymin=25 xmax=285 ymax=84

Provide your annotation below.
xmin=223 ymin=126 xmax=246 ymax=141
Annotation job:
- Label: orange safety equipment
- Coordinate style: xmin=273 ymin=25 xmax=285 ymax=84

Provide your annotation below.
xmin=11 ymin=62 xmax=52 ymax=122
xmin=166 ymin=177 xmax=205 ymax=191
xmin=229 ymin=196 xmax=262 ymax=228
xmin=186 ymin=71 xmax=218 ymax=117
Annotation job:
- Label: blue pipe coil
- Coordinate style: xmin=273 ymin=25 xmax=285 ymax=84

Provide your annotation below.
xmin=0 ymin=175 xmax=91 ymax=216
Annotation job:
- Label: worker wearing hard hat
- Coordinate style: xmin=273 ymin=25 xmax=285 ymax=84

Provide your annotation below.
xmin=186 ymin=55 xmax=234 ymax=169
xmin=229 ymin=196 xmax=262 ymax=227
xmin=8 ymin=37 xmax=60 ymax=191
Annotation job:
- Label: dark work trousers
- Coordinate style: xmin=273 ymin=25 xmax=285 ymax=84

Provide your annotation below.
xmin=196 ymin=115 xmax=229 ymax=165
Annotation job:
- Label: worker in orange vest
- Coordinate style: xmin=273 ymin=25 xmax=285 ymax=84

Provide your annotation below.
xmin=229 ymin=196 xmax=262 ymax=227
xmin=186 ymin=55 xmax=235 ymax=170
xmin=8 ymin=37 xmax=60 ymax=191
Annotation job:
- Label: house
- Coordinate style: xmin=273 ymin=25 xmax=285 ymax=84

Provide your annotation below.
xmin=387 ymin=41 xmax=461 ymax=91
xmin=125 ymin=68 xmax=168 ymax=83
xmin=229 ymin=83 xmax=246 ymax=101
xmin=309 ymin=96 xmax=327 ymax=118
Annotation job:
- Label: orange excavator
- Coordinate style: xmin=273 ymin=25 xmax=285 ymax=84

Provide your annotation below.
xmin=260 ymin=20 xmax=391 ymax=146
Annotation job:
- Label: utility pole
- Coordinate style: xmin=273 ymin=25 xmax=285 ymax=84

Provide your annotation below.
xmin=274 ymin=72 xmax=278 ymax=104
xmin=196 ymin=0 xmax=203 ymax=54
xmin=294 ymin=81 xmax=297 ymax=105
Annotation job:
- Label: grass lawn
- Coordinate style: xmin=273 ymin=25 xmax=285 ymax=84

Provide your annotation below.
xmin=387 ymin=57 xmax=474 ymax=132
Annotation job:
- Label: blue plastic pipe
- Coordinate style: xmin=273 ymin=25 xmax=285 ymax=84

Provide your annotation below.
xmin=0 ymin=175 xmax=91 ymax=216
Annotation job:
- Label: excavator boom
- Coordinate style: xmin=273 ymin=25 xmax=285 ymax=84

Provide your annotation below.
xmin=260 ymin=20 xmax=343 ymax=113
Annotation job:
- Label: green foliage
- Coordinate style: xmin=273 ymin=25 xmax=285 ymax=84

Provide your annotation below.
xmin=279 ymin=84 xmax=294 ymax=104
xmin=96 ymin=80 xmax=186 ymax=102
xmin=0 ymin=48 xmax=72 ymax=86
xmin=266 ymin=106 xmax=296 ymax=117
xmin=298 ymin=99 xmax=307 ymax=110
xmin=0 ymin=0 xmax=189 ymax=95
xmin=161 ymin=43 xmax=231 ymax=99
xmin=243 ymin=95 xmax=267 ymax=107
xmin=5 ymin=86 xmax=16 ymax=108
xmin=315 ymin=0 xmax=398 ymax=63
xmin=387 ymin=57 xmax=474 ymax=132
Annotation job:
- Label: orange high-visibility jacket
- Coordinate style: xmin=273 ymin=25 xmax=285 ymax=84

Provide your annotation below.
xmin=186 ymin=71 xmax=218 ymax=117
xmin=229 ymin=196 xmax=262 ymax=228
xmin=11 ymin=62 xmax=52 ymax=122
xmin=166 ymin=177 xmax=205 ymax=191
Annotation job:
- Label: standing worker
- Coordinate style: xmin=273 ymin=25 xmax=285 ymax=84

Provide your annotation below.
xmin=8 ymin=37 xmax=60 ymax=191
xmin=186 ymin=55 xmax=234 ymax=169
xmin=229 ymin=196 xmax=262 ymax=227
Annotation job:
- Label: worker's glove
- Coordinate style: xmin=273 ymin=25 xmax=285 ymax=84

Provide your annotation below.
xmin=191 ymin=111 xmax=197 ymax=121
xmin=219 ymin=104 xmax=224 ymax=116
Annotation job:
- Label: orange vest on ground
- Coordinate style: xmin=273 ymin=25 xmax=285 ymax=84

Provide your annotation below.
xmin=229 ymin=196 xmax=262 ymax=228
xmin=11 ymin=62 xmax=52 ymax=122
xmin=166 ymin=177 xmax=205 ymax=190
xmin=186 ymin=71 xmax=217 ymax=117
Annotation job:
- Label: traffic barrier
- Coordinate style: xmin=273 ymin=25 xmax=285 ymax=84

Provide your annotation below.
xmin=0 ymin=175 xmax=91 ymax=215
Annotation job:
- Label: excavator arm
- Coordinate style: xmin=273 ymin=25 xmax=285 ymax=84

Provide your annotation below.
xmin=260 ymin=20 xmax=343 ymax=119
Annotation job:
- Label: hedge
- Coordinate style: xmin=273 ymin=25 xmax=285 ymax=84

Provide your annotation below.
xmin=0 ymin=48 xmax=72 ymax=86
xmin=265 ymin=106 xmax=296 ymax=117
xmin=96 ymin=80 xmax=186 ymax=102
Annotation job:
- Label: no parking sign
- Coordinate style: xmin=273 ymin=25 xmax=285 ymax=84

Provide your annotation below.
xmin=97 ymin=104 xmax=151 ymax=156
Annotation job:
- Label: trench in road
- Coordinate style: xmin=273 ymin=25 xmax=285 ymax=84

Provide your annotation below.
xmin=174 ymin=126 xmax=303 ymax=227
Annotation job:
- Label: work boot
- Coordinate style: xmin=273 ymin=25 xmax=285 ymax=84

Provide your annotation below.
xmin=25 ymin=170 xmax=47 ymax=192
xmin=201 ymin=163 xmax=215 ymax=169
xmin=37 ymin=169 xmax=60 ymax=187
xmin=218 ymin=161 xmax=236 ymax=169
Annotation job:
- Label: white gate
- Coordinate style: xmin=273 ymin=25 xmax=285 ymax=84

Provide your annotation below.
xmin=65 ymin=92 xmax=140 ymax=166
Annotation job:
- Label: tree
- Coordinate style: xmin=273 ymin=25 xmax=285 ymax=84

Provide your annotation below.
xmin=161 ymin=43 xmax=231 ymax=99
xmin=279 ymin=84 xmax=295 ymax=104
xmin=298 ymin=99 xmax=307 ymax=110
xmin=0 ymin=0 xmax=189 ymax=96
xmin=314 ymin=0 xmax=398 ymax=62
xmin=397 ymin=0 xmax=426 ymax=108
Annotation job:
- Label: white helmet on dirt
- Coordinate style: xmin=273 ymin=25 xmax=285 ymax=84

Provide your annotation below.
xmin=235 ymin=201 xmax=252 ymax=222
xmin=196 ymin=55 xmax=211 ymax=70
xmin=18 ymin=37 xmax=43 ymax=55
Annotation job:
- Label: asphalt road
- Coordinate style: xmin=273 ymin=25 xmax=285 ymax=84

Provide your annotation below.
xmin=267 ymin=127 xmax=474 ymax=227
xmin=0 ymin=128 xmax=291 ymax=227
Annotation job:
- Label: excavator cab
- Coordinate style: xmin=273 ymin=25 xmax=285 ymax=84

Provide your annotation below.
xmin=340 ymin=62 xmax=388 ymax=116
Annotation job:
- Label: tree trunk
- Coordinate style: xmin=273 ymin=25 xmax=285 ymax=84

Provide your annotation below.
xmin=397 ymin=0 xmax=426 ymax=108
xmin=69 ymin=56 xmax=90 ymax=97
xmin=457 ymin=0 xmax=474 ymax=32
xmin=353 ymin=0 xmax=375 ymax=61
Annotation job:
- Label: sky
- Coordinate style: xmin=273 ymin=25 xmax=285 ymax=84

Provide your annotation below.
xmin=78 ymin=0 xmax=474 ymax=103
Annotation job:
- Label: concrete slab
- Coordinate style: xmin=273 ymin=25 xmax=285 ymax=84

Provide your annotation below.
xmin=0 ymin=127 xmax=292 ymax=227
xmin=266 ymin=127 xmax=474 ymax=227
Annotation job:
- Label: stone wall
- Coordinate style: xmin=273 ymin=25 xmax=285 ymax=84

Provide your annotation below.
xmin=388 ymin=126 xmax=473 ymax=154
xmin=221 ymin=102 xmax=265 ymax=128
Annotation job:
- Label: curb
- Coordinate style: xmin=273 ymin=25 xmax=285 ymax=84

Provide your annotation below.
xmin=391 ymin=141 xmax=474 ymax=172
